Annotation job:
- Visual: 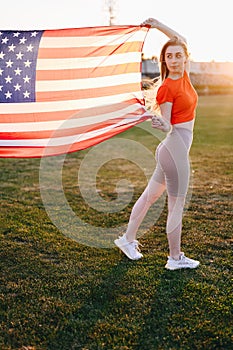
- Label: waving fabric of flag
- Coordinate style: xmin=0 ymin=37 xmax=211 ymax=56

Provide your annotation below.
xmin=0 ymin=26 xmax=150 ymax=158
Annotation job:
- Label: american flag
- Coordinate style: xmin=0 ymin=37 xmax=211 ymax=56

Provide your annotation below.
xmin=0 ymin=25 xmax=150 ymax=158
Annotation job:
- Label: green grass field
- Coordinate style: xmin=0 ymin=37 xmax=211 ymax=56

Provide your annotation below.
xmin=0 ymin=95 xmax=232 ymax=350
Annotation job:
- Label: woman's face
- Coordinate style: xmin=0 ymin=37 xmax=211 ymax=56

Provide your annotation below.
xmin=164 ymin=45 xmax=186 ymax=75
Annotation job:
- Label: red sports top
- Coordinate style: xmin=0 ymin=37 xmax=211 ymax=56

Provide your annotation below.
xmin=156 ymin=70 xmax=198 ymax=125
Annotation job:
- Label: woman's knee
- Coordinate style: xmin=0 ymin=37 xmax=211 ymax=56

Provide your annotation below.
xmin=168 ymin=195 xmax=186 ymax=212
xmin=145 ymin=181 xmax=165 ymax=205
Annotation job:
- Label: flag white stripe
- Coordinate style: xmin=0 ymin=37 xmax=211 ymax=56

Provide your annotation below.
xmin=0 ymin=113 xmax=149 ymax=147
xmin=36 ymin=52 xmax=141 ymax=70
xmin=0 ymin=91 xmax=144 ymax=114
xmin=36 ymin=73 xmax=141 ymax=92
xmin=40 ymin=31 xmax=146 ymax=48
xmin=0 ymin=103 xmax=145 ymax=132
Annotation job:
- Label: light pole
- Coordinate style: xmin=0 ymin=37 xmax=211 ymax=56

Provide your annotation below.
xmin=104 ymin=0 xmax=118 ymax=25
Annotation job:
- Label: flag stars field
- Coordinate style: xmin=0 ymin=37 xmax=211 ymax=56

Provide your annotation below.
xmin=0 ymin=30 xmax=43 ymax=104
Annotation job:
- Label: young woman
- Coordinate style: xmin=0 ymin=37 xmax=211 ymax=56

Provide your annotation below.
xmin=114 ymin=18 xmax=200 ymax=270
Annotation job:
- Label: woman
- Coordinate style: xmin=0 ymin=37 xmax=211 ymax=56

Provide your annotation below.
xmin=114 ymin=18 xmax=200 ymax=270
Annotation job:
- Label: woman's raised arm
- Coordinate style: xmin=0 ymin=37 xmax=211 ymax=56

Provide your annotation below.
xmin=141 ymin=18 xmax=187 ymax=43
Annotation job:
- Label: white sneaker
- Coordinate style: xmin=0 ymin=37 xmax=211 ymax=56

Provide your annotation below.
xmin=114 ymin=235 xmax=143 ymax=260
xmin=165 ymin=253 xmax=200 ymax=270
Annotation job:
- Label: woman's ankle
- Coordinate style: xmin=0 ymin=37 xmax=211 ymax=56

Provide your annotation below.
xmin=124 ymin=233 xmax=135 ymax=243
xmin=170 ymin=252 xmax=182 ymax=261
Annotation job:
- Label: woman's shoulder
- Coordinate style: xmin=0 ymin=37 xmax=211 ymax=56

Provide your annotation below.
xmin=160 ymin=78 xmax=173 ymax=87
xmin=183 ymin=69 xmax=193 ymax=83
xmin=184 ymin=69 xmax=189 ymax=78
xmin=156 ymin=83 xmax=174 ymax=103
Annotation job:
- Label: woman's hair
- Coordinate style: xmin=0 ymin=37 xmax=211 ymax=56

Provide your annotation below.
xmin=143 ymin=36 xmax=189 ymax=113
xmin=159 ymin=36 xmax=189 ymax=81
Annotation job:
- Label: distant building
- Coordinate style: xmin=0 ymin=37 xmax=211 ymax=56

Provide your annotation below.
xmin=142 ymin=57 xmax=160 ymax=79
xmin=142 ymin=59 xmax=233 ymax=94
xmin=190 ymin=61 xmax=233 ymax=77
xmin=142 ymin=59 xmax=233 ymax=78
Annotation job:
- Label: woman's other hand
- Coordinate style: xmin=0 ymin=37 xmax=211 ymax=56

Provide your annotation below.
xmin=151 ymin=115 xmax=171 ymax=132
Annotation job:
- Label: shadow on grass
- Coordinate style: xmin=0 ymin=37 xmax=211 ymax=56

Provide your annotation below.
xmin=44 ymin=256 xmax=136 ymax=350
xmin=1 ymin=237 xmax=232 ymax=350
xmin=135 ymin=268 xmax=233 ymax=350
xmin=42 ymin=253 xmax=200 ymax=350
xmin=135 ymin=269 xmax=200 ymax=350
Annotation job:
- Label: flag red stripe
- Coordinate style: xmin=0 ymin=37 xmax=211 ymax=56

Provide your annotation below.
xmin=0 ymin=122 xmax=116 ymax=140
xmin=42 ymin=26 xmax=146 ymax=38
xmin=0 ymin=99 xmax=143 ymax=123
xmin=38 ymin=42 xmax=143 ymax=59
xmin=36 ymin=63 xmax=140 ymax=80
xmin=0 ymin=110 xmax=146 ymax=140
xmin=0 ymin=116 xmax=148 ymax=158
xmin=36 ymin=83 xmax=140 ymax=102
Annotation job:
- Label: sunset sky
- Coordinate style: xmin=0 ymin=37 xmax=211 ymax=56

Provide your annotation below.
xmin=1 ymin=0 xmax=232 ymax=62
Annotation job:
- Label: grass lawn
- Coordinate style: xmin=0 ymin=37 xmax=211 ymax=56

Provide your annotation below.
xmin=0 ymin=95 xmax=232 ymax=350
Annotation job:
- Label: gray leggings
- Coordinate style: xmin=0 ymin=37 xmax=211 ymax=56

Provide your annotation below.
xmin=126 ymin=127 xmax=193 ymax=238
xmin=153 ymin=127 xmax=193 ymax=197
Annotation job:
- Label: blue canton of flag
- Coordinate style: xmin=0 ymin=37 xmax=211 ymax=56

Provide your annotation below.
xmin=0 ymin=30 xmax=43 ymax=103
